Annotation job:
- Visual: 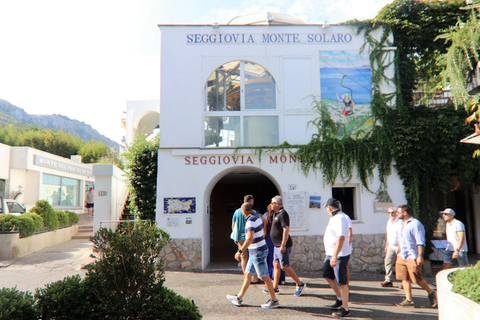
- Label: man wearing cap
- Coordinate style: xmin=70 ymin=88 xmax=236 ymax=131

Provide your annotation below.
xmin=379 ymin=207 xmax=401 ymax=287
xmin=395 ymin=205 xmax=437 ymax=308
xmin=441 ymin=208 xmax=469 ymax=269
xmin=323 ymin=198 xmax=352 ymax=318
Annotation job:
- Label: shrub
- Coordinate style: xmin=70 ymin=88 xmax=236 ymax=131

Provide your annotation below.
xmin=55 ymin=210 xmax=69 ymax=228
xmin=0 ymin=214 xmax=16 ymax=232
xmin=30 ymin=200 xmax=58 ymax=231
xmin=0 ymin=287 xmax=38 ymax=320
xmin=147 ymin=286 xmax=202 ymax=320
xmin=35 ymin=275 xmax=95 ymax=320
xmin=449 ymin=261 xmax=480 ymax=304
xmin=66 ymin=211 xmax=79 ymax=225
xmin=14 ymin=215 xmax=35 ymax=238
xmin=23 ymin=212 xmax=44 ymax=229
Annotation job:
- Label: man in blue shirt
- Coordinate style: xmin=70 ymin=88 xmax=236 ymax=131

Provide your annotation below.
xmin=226 ymin=202 xmax=280 ymax=309
xmin=395 ymin=205 xmax=437 ymax=308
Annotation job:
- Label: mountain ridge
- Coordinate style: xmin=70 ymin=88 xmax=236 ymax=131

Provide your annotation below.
xmin=0 ymin=99 xmax=118 ymax=148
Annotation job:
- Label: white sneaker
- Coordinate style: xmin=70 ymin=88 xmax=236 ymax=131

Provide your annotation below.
xmin=226 ymin=294 xmax=242 ymax=306
xmin=261 ymin=298 xmax=280 ymax=309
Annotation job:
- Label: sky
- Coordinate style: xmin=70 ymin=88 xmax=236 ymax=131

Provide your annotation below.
xmin=0 ymin=0 xmax=393 ymax=144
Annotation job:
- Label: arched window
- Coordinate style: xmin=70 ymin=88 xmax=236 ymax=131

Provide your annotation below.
xmin=204 ymin=61 xmax=278 ymax=147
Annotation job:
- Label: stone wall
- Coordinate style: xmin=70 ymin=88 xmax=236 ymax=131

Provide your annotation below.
xmin=161 ymin=234 xmax=387 ymax=274
xmin=289 ymin=234 xmax=386 ymax=274
xmin=160 ymin=238 xmax=202 ymax=271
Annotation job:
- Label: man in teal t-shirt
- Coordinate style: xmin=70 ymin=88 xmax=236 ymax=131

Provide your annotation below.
xmin=232 ymin=194 xmax=260 ymax=283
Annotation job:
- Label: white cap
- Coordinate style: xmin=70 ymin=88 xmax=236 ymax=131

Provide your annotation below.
xmin=441 ymin=208 xmax=455 ymax=216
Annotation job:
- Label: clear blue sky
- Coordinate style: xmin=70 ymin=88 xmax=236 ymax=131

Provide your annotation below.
xmin=0 ymin=0 xmax=392 ymax=143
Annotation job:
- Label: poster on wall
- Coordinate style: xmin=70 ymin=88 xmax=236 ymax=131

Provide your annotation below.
xmin=164 ymin=197 xmax=196 ymax=214
xmin=284 ymin=191 xmax=306 ymax=230
xmin=309 ymin=195 xmax=321 ymax=209
xmin=319 ymin=50 xmax=373 ymax=139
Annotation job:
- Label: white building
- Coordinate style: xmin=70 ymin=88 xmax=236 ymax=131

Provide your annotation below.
xmin=152 ymin=13 xmax=408 ymax=272
xmin=0 ymin=143 xmax=94 ymax=211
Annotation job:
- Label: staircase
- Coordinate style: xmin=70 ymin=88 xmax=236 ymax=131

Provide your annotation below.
xmin=72 ymin=224 xmax=94 ymax=239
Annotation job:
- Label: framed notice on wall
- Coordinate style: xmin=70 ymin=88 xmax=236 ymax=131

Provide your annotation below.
xmin=283 ymin=191 xmax=307 ymax=231
xmin=164 ymin=197 xmax=196 ymax=214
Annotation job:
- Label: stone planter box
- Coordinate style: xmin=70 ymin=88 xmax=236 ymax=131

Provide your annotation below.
xmin=436 ymin=267 xmax=480 ymax=319
xmin=0 ymin=225 xmax=78 ymax=260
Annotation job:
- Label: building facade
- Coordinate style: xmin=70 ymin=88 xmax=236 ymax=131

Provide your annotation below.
xmin=155 ymin=14 xmax=408 ymax=273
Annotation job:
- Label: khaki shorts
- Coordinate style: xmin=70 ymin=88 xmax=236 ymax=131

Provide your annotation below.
xmin=395 ymin=256 xmax=423 ymax=284
xmin=237 ymin=240 xmax=249 ymax=260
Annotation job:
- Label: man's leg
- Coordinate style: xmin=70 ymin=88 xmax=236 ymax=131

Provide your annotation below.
xmin=262 ymin=276 xmax=278 ymax=301
xmin=281 ymin=266 xmax=302 ymax=285
xmin=339 ymin=284 xmax=349 ymax=309
xmin=237 ymin=273 xmax=253 ymax=300
xmin=402 ymin=279 xmax=413 ymax=302
xmin=325 ymin=277 xmax=342 ymax=298
xmin=416 ymin=277 xmax=433 ymax=294
xmin=273 ymin=261 xmax=281 ymax=289
xmin=384 ymin=248 xmax=396 ymax=282
xmin=443 ymin=250 xmax=453 ymax=270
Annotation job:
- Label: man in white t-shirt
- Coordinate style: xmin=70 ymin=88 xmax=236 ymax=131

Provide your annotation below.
xmin=323 ymin=198 xmax=352 ymax=318
xmin=441 ymin=208 xmax=469 ymax=268
xmin=380 ymin=207 xmax=401 ymax=287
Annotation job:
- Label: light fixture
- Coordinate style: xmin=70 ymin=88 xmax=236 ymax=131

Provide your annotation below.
xmin=212 ymin=22 xmax=219 ymax=29
xmin=323 ymin=21 xmax=330 ymax=28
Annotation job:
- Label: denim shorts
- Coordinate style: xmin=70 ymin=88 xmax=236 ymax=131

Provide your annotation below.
xmin=245 ymin=249 xmax=269 ymax=279
xmin=273 ymin=246 xmax=291 ymax=267
xmin=322 ymin=255 xmax=350 ymax=286
xmin=444 ymin=249 xmax=470 ymax=267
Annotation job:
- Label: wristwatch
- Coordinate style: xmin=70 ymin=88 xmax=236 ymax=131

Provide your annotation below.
xmin=237 ymin=249 xmax=242 ymax=253
xmin=281 ymin=244 xmax=286 ymax=247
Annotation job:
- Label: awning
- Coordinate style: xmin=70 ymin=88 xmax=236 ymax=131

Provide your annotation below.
xmin=460 ymin=132 xmax=480 ymax=144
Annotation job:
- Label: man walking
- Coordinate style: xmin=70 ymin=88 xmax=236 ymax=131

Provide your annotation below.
xmin=395 ymin=205 xmax=437 ymax=308
xmin=441 ymin=208 xmax=469 ymax=269
xmin=323 ymin=198 xmax=352 ymax=318
xmin=85 ymin=187 xmax=94 ymax=220
xmin=268 ymin=195 xmax=305 ymax=296
xmin=380 ymin=207 xmax=401 ymax=287
xmin=226 ymin=202 xmax=280 ymax=309
xmin=232 ymin=195 xmax=260 ymax=283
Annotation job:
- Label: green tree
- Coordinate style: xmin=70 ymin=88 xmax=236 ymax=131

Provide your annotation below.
xmin=123 ymin=134 xmax=159 ymax=220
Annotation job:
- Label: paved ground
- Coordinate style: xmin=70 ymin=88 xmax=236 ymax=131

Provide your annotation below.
xmin=6 ymin=214 xmax=477 ymax=319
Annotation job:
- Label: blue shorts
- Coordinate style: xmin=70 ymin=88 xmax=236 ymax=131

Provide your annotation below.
xmin=322 ymin=255 xmax=350 ymax=286
xmin=246 ymin=249 xmax=269 ymax=279
xmin=273 ymin=246 xmax=291 ymax=267
xmin=444 ymin=249 xmax=469 ymax=267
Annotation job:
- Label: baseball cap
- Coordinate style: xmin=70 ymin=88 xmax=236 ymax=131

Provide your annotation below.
xmin=440 ymin=208 xmax=455 ymax=216
xmin=324 ymin=198 xmax=340 ymax=208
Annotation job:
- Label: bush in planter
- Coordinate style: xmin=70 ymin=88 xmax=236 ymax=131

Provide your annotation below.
xmin=55 ymin=210 xmax=69 ymax=228
xmin=0 ymin=287 xmax=38 ymax=319
xmin=30 ymin=200 xmax=59 ymax=231
xmin=0 ymin=214 xmax=16 ymax=232
xmin=14 ymin=215 xmax=35 ymax=238
xmin=23 ymin=212 xmax=44 ymax=229
xmin=65 ymin=211 xmax=79 ymax=225
xmin=448 ymin=261 xmax=480 ymax=304
xmin=35 ymin=275 xmax=95 ymax=320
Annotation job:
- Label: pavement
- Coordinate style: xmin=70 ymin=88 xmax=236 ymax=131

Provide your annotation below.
xmin=0 ymin=214 xmax=447 ymax=319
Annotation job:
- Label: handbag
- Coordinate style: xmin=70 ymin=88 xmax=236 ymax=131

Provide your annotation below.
xmin=230 ymin=227 xmax=239 ymax=242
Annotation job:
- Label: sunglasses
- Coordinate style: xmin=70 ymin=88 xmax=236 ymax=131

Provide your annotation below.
xmin=388 ymin=211 xmax=395 ymax=214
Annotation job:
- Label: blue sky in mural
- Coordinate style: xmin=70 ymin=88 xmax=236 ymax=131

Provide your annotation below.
xmin=319 ymin=51 xmax=372 ymax=104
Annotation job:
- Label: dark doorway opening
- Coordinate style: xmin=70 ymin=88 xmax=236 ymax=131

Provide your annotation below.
xmin=209 ymin=171 xmax=279 ymax=264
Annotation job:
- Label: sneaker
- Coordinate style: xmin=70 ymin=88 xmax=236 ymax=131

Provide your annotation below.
xmin=396 ymin=299 xmax=415 ymax=308
xmin=294 ymin=282 xmax=305 ymax=296
xmin=379 ymin=281 xmax=393 ymax=287
xmin=261 ymin=298 xmax=280 ymax=309
xmin=263 ymin=288 xmax=279 ymax=294
xmin=428 ymin=290 xmax=438 ymax=308
xmin=226 ymin=294 xmax=242 ymax=306
xmin=330 ymin=299 xmax=343 ymax=309
xmin=332 ymin=307 xmax=350 ymax=317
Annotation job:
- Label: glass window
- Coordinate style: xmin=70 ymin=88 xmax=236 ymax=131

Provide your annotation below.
xmin=205 ymin=116 xmax=240 ymax=147
xmin=244 ymin=116 xmax=279 ymax=146
xmin=332 ymin=187 xmax=356 ymax=220
xmin=41 ymin=174 xmax=80 ymax=208
xmin=0 ymin=179 xmax=5 ymax=198
xmin=205 ymin=61 xmax=278 ymax=147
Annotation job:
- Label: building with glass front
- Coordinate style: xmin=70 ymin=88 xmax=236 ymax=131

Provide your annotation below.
xmin=0 ymin=143 xmax=94 ymax=211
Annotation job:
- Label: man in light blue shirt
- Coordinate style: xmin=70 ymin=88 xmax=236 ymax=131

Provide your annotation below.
xmin=395 ymin=205 xmax=437 ymax=308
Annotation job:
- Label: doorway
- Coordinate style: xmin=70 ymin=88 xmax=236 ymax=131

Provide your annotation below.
xmin=209 ymin=171 xmax=279 ymax=264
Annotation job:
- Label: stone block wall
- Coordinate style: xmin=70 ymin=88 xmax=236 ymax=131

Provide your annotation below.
xmin=160 ymin=234 xmax=387 ymax=274
xmin=160 ymin=238 xmax=202 ymax=270
xmin=289 ymin=234 xmax=386 ymax=274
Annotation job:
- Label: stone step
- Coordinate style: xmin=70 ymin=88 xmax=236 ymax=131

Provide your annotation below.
xmin=78 ymin=225 xmax=93 ymax=231
xmin=72 ymin=232 xmax=93 ymax=239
